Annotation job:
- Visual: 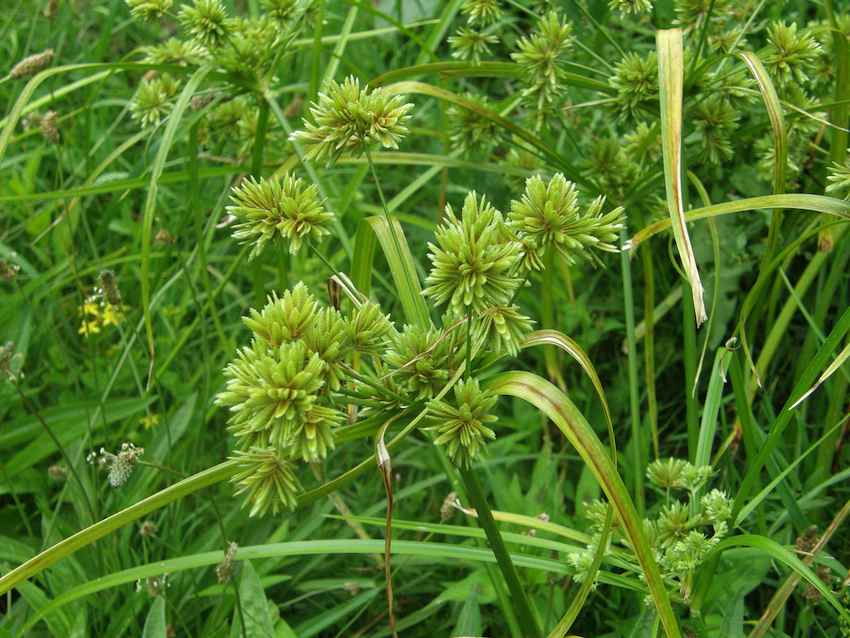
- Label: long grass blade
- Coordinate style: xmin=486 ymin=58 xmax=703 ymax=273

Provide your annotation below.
xmin=657 ymin=28 xmax=706 ymax=326
xmin=627 ymin=193 xmax=850 ymax=248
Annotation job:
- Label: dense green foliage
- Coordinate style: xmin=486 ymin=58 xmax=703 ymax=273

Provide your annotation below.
xmin=1 ymin=0 xmax=850 ymax=636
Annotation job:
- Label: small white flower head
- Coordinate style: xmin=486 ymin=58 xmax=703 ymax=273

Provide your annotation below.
xmin=90 ymin=443 xmax=144 ymax=487
xmin=216 ymin=541 xmax=239 ymax=583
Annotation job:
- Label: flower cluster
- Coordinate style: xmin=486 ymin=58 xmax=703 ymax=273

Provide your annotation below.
xmin=78 ymin=290 xmax=126 ymax=337
xmin=290 ymin=76 xmax=413 ymax=164
xmin=426 ymin=379 xmax=498 ymax=467
xmin=509 ymin=173 xmax=625 ymax=268
xmin=425 ymin=192 xmax=523 ymax=314
xmin=130 ymin=73 xmax=179 ymax=128
xmin=572 ymin=459 xmax=731 ymax=599
xmin=511 ymin=10 xmax=573 ymax=126
xmin=216 ymin=283 xmax=396 ymax=515
xmin=227 ymin=174 xmax=333 ymax=257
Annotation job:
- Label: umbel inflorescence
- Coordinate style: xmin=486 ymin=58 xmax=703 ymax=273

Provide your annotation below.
xmin=217 ymin=101 xmax=626 ymax=516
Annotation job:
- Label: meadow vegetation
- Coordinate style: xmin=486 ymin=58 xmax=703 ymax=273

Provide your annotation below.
xmin=1 ymin=0 xmax=850 ymax=636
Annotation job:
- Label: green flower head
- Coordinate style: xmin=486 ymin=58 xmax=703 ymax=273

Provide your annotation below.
xmin=826 ymin=159 xmax=850 ymax=200
xmin=348 ymin=301 xmax=394 ymax=354
xmin=291 ymin=76 xmax=413 ymax=165
xmin=449 ymin=27 xmax=498 ymax=64
xmin=285 ymin=404 xmax=341 ymax=462
xmin=509 ymin=174 xmax=625 ymax=268
xmin=609 ymin=0 xmax=653 ymax=15
xmin=179 ymin=0 xmax=232 ymax=48
xmin=261 ymin=0 xmax=298 ymax=22
xmin=447 ymin=94 xmax=502 ymax=154
xmin=126 ymin=0 xmax=172 ymax=20
xmin=302 ymin=307 xmax=352 ymax=391
xmin=426 ymin=378 xmax=498 ymax=468
xmin=473 ymin=305 xmax=535 ymax=357
xmin=227 ymin=174 xmax=333 ymax=258
xmin=216 ymin=339 xmax=325 ymax=447
xmin=511 ymin=11 xmax=573 ymax=89
xmin=140 ymin=38 xmax=208 ymax=66
xmin=425 ymin=192 xmax=523 ymax=313
xmin=462 ymin=0 xmax=502 ymax=24
xmin=763 ymin=21 xmax=821 ymax=88
xmin=385 ymin=325 xmax=459 ymax=400
xmin=130 ymin=73 xmax=179 ymax=128
xmin=231 ymin=447 xmax=301 ymax=516
xmin=610 ymin=51 xmax=658 ymax=122
xmin=243 ymin=283 xmax=319 ymax=347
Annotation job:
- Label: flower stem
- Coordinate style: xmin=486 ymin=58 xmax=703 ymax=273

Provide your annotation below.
xmin=458 ymin=466 xmax=542 ymax=638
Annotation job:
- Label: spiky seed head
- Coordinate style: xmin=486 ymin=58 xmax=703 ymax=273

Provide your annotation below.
xmin=126 ymin=0 xmax=172 ymax=20
xmin=763 ymin=21 xmax=821 ymax=89
xmin=9 ymin=49 xmax=54 ymax=79
xmin=462 ymin=0 xmax=502 ymax=24
xmin=609 ymin=0 xmax=653 ymax=15
xmin=473 ymin=305 xmax=535 ymax=356
xmin=425 ymin=192 xmax=523 ymax=313
xmin=130 ymin=73 xmax=179 ymax=127
xmin=227 ymin=175 xmax=332 ymax=258
xmin=700 ymin=489 xmax=732 ymax=524
xmin=826 ymin=159 xmax=850 ymax=199
xmin=215 ymin=16 xmax=281 ymax=79
xmin=426 ymin=378 xmax=498 ymax=468
xmin=302 ymin=307 xmax=352 ymax=391
xmin=140 ymin=38 xmax=208 ymax=65
xmin=216 ymin=339 xmax=326 ymax=447
xmin=243 ymin=283 xmax=319 ymax=347
xmin=646 ymin=458 xmax=689 ymax=490
xmin=691 ymin=96 xmax=739 ymax=165
xmin=447 ymin=94 xmax=502 ymax=154
xmin=449 ymin=27 xmax=498 ymax=64
xmin=509 ymin=174 xmax=625 ymax=268
xmin=285 ymin=405 xmax=341 ymax=462
xmin=261 ymin=0 xmax=298 ymax=21
xmin=646 ymin=458 xmax=711 ymax=493
xmin=511 ymin=11 xmax=573 ymax=88
xmin=655 ymin=501 xmax=691 ymax=547
xmin=348 ymin=301 xmax=394 ymax=353
xmin=674 ymin=0 xmax=731 ymax=28
xmin=290 ymin=76 xmax=413 ymax=165
xmin=231 ymin=447 xmax=300 ymax=516
xmin=623 ymin=121 xmax=661 ymax=167
xmin=179 ymin=0 xmax=232 ymax=48
xmin=385 ymin=325 xmax=459 ymax=400
xmin=610 ymin=51 xmax=658 ymax=122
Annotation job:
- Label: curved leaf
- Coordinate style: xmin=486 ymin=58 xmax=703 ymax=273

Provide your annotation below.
xmin=626 ymin=194 xmax=850 ymax=250
xmin=487 ymin=371 xmax=681 ymax=638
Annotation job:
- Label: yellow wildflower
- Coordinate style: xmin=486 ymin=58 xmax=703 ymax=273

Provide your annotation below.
xmin=140 ymin=414 xmax=160 ymax=430
xmin=101 ymin=303 xmax=125 ymax=327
